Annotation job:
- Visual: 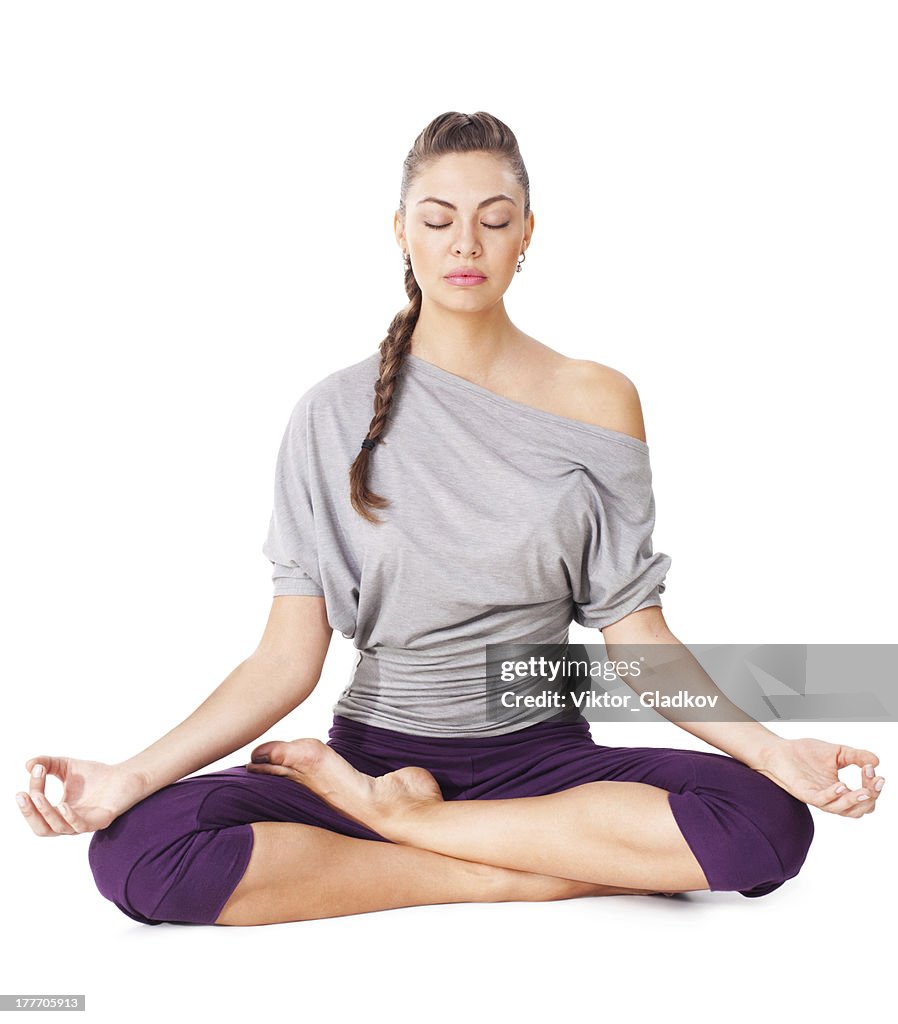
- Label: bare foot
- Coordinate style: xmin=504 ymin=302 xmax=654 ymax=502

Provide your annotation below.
xmin=245 ymin=740 xmax=688 ymax=901
xmin=246 ymin=738 xmax=444 ymax=841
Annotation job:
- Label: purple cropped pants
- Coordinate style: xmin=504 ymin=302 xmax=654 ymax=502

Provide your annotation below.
xmin=88 ymin=713 xmax=815 ymax=925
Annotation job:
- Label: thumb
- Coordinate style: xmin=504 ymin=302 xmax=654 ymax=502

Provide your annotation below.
xmin=838 ymin=747 xmax=879 ymax=771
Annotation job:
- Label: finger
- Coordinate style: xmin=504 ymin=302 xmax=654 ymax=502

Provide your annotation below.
xmin=28 ymin=762 xmax=49 ymax=803
xmin=30 ymin=790 xmax=76 ymax=835
xmin=837 ymin=789 xmax=878 ymax=817
xmin=25 ymin=756 xmax=69 ymax=784
xmin=818 ymin=785 xmax=875 ymax=816
xmin=817 ymin=780 xmax=853 ymax=807
xmin=815 ymin=780 xmax=867 ymax=811
xmin=56 ymin=801 xmax=84 ymax=834
xmin=862 ymin=770 xmax=885 ymax=796
xmin=823 ymin=771 xmax=885 ymax=806
xmin=843 ymin=796 xmax=877 ymax=818
xmin=860 ymin=762 xmax=878 ymax=791
xmin=25 ymin=762 xmax=77 ymax=835
xmin=15 ymin=791 xmax=57 ymax=837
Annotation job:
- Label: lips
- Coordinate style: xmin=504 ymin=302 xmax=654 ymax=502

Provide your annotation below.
xmin=445 ymin=268 xmax=486 ymax=280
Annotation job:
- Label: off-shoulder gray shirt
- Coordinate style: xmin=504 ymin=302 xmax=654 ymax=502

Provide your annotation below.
xmin=262 ymin=351 xmax=671 ymax=737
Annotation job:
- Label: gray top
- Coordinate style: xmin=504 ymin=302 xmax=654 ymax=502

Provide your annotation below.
xmin=262 ymin=351 xmax=671 ymax=737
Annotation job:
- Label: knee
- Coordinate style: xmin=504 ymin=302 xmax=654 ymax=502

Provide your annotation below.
xmin=771 ymin=790 xmax=815 ymax=880
xmin=89 ymin=807 xmax=254 ymax=926
xmin=88 ymin=775 xmax=259 ymax=926
xmin=88 ymin=806 xmax=168 ymax=925
xmin=733 ymin=773 xmax=816 ymax=897
xmin=677 ymin=752 xmax=816 ymax=898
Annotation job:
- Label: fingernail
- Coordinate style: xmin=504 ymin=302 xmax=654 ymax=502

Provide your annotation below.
xmin=874 ymin=779 xmax=884 ymax=792
xmin=835 ymin=784 xmax=847 ymax=794
xmin=857 ymin=793 xmax=870 ymax=801
xmin=865 ymin=764 xmax=875 ymax=778
xmin=251 ymin=754 xmax=269 ymax=764
xmin=32 ymin=764 xmax=43 ymax=779
xmin=15 ymin=794 xmax=26 ymax=807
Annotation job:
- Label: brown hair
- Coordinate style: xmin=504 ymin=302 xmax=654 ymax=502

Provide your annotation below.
xmin=349 ymin=110 xmax=532 ymax=523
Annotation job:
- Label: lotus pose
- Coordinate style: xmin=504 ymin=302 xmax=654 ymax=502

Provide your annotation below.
xmin=17 ymin=111 xmax=884 ymax=927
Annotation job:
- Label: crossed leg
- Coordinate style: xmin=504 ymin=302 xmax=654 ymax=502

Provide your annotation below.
xmin=215 ymin=821 xmax=675 ymax=926
xmin=215 ymin=737 xmax=707 ymax=926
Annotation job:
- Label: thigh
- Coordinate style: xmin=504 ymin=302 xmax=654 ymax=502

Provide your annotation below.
xmin=462 ymin=721 xmax=763 ymax=801
xmin=88 ymin=763 xmax=391 ymax=926
xmin=463 ymin=727 xmax=814 ymax=897
xmin=463 ymin=725 xmax=708 ymax=800
xmin=96 ymin=763 xmax=389 ymax=850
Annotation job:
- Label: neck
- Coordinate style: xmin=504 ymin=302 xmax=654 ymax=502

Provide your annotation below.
xmin=408 ymin=299 xmax=526 ymax=377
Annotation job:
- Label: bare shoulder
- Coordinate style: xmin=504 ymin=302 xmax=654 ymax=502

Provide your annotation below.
xmin=551 ymin=355 xmax=648 ymax=443
xmin=508 ymin=338 xmax=649 ymax=442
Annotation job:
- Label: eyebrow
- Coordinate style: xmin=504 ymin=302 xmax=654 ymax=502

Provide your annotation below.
xmin=415 ymin=194 xmax=516 ymax=210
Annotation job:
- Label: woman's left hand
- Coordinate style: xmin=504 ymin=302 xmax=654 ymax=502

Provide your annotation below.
xmin=752 ymin=737 xmax=885 ymax=816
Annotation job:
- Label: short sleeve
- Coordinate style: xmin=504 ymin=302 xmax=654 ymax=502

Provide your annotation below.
xmin=261 ymin=396 xmax=326 ymax=598
xmin=572 ymin=447 xmax=671 ymax=630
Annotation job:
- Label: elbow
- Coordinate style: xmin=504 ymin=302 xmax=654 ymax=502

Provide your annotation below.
xmin=600 ymin=605 xmax=676 ymax=648
xmin=245 ymin=648 xmax=322 ymax=707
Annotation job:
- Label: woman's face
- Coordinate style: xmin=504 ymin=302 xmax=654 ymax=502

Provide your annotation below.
xmin=395 ymin=151 xmax=533 ymax=312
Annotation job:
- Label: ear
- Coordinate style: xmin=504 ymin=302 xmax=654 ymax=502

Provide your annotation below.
xmin=524 ymin=209 xmax=535 ymax=246
xmin=394 ymin=210 xmax=406 ymax=250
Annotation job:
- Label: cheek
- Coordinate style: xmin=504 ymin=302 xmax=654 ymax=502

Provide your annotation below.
xmin=408 ymin=231 xmax=442 ymax=263
xmin=495 ymin=240 xmax=523 ymax=276
xmin=493 ymin=233 xmax=522 ymax=261
xmin=416 ymin=236 xmax=444 ymax=258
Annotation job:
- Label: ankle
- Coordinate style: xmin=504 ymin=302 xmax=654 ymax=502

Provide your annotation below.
xmin=374 ymin=795 xmax=438 ymax=845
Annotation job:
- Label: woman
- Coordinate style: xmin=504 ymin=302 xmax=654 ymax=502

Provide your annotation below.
xmin=17 ymin=111 xmax=885 ymax=927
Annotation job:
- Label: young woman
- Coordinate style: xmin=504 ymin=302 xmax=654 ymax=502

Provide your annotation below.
xmin=17 ymin=111 xmax=885 ymax=927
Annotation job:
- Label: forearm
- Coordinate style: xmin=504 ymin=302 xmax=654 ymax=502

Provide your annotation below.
xmin=603 ymin=629 xmax=785 ymax=769
xmin=117 ymin=652 xmax=318 ymax=797
xmin=670 ymin=716 xmax=784 ymax=770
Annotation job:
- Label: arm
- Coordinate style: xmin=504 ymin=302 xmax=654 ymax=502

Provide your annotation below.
xmin=120 ymin=594 xmax=333 ymax=798
xmin=600 ymin=606 xmax=783 ymax=768
xmin=577 ymin=370 xmax=885 ymax=815
xmin=572 ymin=369 xmax=773 ymax=758
xmin=601 ymin=606 xmax=885 ymax=816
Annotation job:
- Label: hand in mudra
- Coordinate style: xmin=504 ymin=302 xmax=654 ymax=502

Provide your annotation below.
xmin=15 ymin=756 xmax=149 ymax=836
xmin=754 ymin=737 xmax=885 ymax=817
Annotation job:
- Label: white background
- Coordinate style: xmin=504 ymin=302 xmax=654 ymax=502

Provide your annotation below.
xmin=2 ymin=2 xmax=894 ymax=1022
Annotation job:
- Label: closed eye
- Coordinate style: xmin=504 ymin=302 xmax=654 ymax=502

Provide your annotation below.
xmin=425 ymin=222 xmax=510 ymax=230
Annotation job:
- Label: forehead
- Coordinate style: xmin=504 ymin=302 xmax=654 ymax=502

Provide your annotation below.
xmin=409 ymin=151 xmax=519 ymax=202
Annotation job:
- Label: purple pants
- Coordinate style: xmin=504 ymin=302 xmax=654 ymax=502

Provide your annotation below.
xmin=88 ymin=713 xmax=814 ymax=925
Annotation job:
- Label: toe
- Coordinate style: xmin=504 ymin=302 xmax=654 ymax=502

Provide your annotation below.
xmin=249 ymin=742 xmax=275 ymax=764
xmin=283 ymin=738 xmax=329 ymax=772
xmin=251 ymin=738 xmax=327 ymax=770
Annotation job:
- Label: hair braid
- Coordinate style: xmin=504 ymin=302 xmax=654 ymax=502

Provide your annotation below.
xmin=348 ymin=263 xmax=421 ymax=521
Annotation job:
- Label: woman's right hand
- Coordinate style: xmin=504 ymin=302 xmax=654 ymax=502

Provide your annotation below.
xmin=15 ymin=756 xmax=151 ymax=836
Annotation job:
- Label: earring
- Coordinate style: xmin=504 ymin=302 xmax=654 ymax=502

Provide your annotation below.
xmin=516 ymin=252 xmax=526 ymax=273
xmin=403 ymin=251 xmax=411 ymax=269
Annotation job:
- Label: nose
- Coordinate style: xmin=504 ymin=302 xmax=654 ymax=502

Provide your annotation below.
xmin=452 ymin=227 xmax=481 ymax=259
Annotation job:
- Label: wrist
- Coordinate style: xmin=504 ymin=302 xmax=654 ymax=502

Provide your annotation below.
xmin=745 ymin=733 xmax=790 ymax=772
xmin=116 ymin=758 xmax=157 ymax=801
